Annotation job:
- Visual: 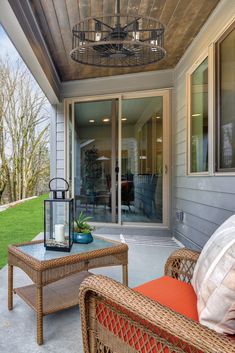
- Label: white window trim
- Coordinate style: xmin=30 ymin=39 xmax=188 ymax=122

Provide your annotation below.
xmin=186 ymin=50 xmax=210 ymax=176
xmin=186 ymin=18 xmax=235 ymax=177
xmin=213 ymin=20 xmax=235 ymax=175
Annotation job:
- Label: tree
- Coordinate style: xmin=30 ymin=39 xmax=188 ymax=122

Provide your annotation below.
xmin=0 ymin=57 xmax=50 ymax=204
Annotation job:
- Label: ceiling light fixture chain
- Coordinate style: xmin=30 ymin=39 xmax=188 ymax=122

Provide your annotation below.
xmin=70 ymin=0 xmax=166 ymax=67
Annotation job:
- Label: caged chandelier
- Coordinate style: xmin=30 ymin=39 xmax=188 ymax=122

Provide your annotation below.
xmin=70 ymin=0 xmax=166 ymax=68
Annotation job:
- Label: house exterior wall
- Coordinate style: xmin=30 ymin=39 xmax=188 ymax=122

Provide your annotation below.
xmin=50 ymin=104 xmax=65 ymax=181
xmin=51 ymin=69 xmax=174 ymax=187
xmin=172 ymin=0 xmax=235 ymax=250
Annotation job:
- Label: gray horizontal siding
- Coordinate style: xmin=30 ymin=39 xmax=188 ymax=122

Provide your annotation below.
xmin=175 ymin=118 xmax=186 ymax=133
xmin=50 ymin=103 xmax=65 ymax=180
xmin=175 ymin=176 xmax=235 ymax=194
xmin=175 ymin=212 xmax=218 ymax=236
xmin=175 ymin=141 xmax=186 ymax=155
xmin=56 ymin=131 xmax=64 ymax=142
xmin=57 ymin=150 xmax=64 ymax=160
xmin=56 ymin=121 xmax=64 ymax=132
xmin=174 ymin=165 xmax=186 ymax=177
xmin=172 ymin=0 xmax=235 ymax=250
xmin=175 ymin=130 xmax=186 ymax=145
xmin=174 ymin=198 xmax=233 ymax=226
xmin=174 ymin=223 xmax=210 ymax=249
xmin=175 ymin=153 xmax=185 ymax=166
xmin=57 ymin=141 xmax=64 ymax=151
xmin=175 ymin=187 xmax=235 ymax=212
xmin=56 ymin=104 xmax=65 ymax=178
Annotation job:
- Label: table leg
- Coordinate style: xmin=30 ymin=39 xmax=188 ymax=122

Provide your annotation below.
xmin=8 ymin=265 xmax=13 ymax=310
xmin=122 ymin=264 xmax=128 ymax=286
xmin=36 ymin=286 xmax=43 ymax=345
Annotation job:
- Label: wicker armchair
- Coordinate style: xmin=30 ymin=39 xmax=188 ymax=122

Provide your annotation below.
xmin=79 ymin=248 xmax=235 ymax=353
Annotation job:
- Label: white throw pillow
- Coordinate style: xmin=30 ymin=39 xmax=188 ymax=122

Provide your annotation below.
xmin=192 ymin=214 xmax=235 ymax=334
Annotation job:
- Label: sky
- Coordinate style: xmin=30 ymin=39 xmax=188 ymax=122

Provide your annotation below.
xmin=0 ymin=24 xmax=22 ymax=62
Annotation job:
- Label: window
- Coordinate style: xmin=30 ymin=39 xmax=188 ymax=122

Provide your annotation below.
xmin=216 ymin=22 xmax=235 ymax=171
xmin=189 ymin=57 xmax=208 ymax=173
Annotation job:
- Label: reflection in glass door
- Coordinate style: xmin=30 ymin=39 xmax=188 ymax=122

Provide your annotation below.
xmin=121 ymin=96 xmax=164 ymax=223
xmin=73 ymin=99 xmax=118 ymax=222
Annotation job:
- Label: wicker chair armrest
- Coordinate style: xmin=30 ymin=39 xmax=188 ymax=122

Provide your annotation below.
xmin=79 ymin=275 xmax=235 ymax=353
xmin=164 ymin=248 xmax=200 ymax=283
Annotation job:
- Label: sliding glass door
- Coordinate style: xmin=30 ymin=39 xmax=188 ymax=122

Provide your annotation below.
xmin=121 ymin=96 xmax=164 ymax=223
xmin=66 ymin=90 xmax=170 ymax=226
xmin=69 ymin=99 xmax=118 ymax=222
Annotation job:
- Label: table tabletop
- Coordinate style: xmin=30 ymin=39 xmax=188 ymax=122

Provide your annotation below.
xmin=8 ymin=235 xmax=128 ymax=271
xmin=17 ymin=236 xmax=117 ymax=261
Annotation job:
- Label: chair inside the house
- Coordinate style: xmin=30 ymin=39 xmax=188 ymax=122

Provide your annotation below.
xmin=79 ymin=215 xmax=235 ymax=353
xmin=121 ymin=180 xmax=134 ymax=210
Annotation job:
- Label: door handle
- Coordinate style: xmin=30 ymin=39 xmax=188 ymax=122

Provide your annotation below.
xmin=164 ymin=165 xmax=168 ymax=174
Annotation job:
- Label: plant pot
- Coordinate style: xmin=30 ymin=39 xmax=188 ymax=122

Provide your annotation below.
xmin=73 ymin=232 xmax=93 ymax=244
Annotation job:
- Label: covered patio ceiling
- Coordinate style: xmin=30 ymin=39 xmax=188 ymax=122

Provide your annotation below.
xmin=8 ymin=0 xmax=220 ymax=82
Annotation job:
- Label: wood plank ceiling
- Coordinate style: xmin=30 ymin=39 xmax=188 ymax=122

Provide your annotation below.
xmin=29 ymin=0 xmax=220 ymax=81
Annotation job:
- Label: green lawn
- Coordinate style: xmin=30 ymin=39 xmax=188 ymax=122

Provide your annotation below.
xmin=0 ymin=194 xmax=48 ymax=269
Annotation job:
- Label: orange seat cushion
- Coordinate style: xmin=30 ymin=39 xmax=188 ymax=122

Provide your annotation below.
xmin=134 ymin=276 xmax=198 ymax=322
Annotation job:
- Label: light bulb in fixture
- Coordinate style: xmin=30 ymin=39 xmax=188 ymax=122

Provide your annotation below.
xmin=150 ymin=40 xmax=158 ymax=52
xmin=95 ymin=22 xmax=102 ymax=42
xmin=89 ymin=119 xmax=95 ymax=123
xmin=133 ymin=31 xmax=140 ymax=40
xmin=150 ymin=30 xmax=158 ymax=52
xmin=121 ymin=117 xmax=127 ymax=121
xmin=102 ymin=118 xmax=110 ymax=122
xmin=78 ymin=31 xmax=86 ymax=52
xmin=132 ymin=20 xmax=140 ymax=41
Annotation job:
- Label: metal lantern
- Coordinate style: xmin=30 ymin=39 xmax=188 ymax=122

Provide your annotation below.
xmin=44 ymin=178 xmax=74 ymax=252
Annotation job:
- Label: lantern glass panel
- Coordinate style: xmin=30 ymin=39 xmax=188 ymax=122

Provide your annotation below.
xmin=44 ymin=199 xmax=73 ymax=252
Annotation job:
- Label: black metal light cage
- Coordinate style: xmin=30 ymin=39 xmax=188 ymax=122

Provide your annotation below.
xmin=70 ymin=12 xmax=166 ymax=67
xmin=44 ymin=178 xmax=74 ymax=252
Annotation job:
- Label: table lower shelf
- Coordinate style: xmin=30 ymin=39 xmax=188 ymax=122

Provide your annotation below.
xmin=14 ymin=271 xmax=91 ymax=316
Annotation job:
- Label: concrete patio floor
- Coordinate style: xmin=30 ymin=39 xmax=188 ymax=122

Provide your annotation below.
xmin=0 ymin=230 xmax=181 ymax=353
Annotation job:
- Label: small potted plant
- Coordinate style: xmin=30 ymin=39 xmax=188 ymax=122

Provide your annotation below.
xmin=73 ymin=212 xmax=94 ymax=244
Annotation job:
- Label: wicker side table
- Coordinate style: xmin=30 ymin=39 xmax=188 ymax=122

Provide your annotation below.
xmin=8 ymin=236 xmax=128 ymax=345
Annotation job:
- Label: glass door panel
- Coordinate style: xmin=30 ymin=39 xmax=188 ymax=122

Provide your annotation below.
xmin=121 ymin=96 xmax=163 ymax=223
xmin=74 ymin=99 xmax=118 ymax=222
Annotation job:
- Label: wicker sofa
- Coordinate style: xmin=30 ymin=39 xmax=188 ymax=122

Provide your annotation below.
xmin=79 ymin=248 xmax=235 ymax=353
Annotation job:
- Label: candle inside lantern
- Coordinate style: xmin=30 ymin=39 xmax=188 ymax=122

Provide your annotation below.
xmin=54 ymin=224 xmax=65 ymax=242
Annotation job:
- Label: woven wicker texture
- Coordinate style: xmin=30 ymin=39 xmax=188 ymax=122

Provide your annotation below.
xmin=8 ymin=239 xmax=128 ymax=271
xmin=164 ymin=249 xmax=200 ymax=283
xmin=79 ymin=249 xmax=235 ymax=353
xmin=14 ymin=271 xmax=91 ymax=315
xmin=8 ymin=237 xmax=128 ymax=345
